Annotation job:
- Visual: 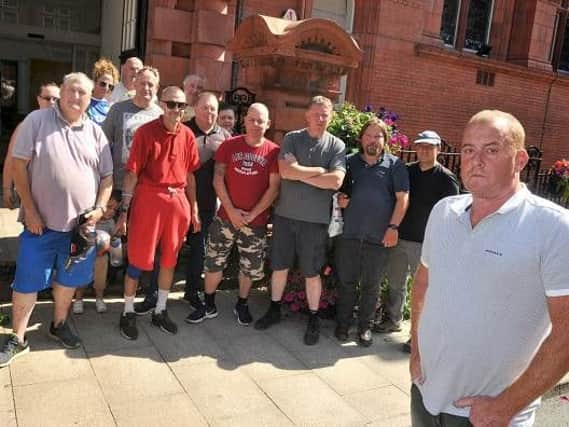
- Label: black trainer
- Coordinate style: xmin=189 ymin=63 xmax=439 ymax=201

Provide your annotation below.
xmin=48 ymin=320 xmax=81 ymax=349
xmin=254 ymin=307 xmax=281 ymax=330
xmin=0 ymin=334 xmax=29 ymax=368
xmin=233 ymin=302 xmax=253 ymax=326
xmin=358 ymin=328 xmax=373 ymax=347
xmin=304 ymin=315 xmax=320 ymax=346
xmin=334 ymin=324 xmax=349 ymax=342
xmin=134 ymin=297 xmax=156 ymax=316
xmin=401 ymin=338 xmax=411 ymax=353
xmin=185 ymin=304 xmax=218 ymax=324
xmin=183 ymin=292 xmax=203 ymax=311
xmin=119 ymin=312 xmax=138 ymax=340
xmin=152 ymin=310 xmax=178 ymax=335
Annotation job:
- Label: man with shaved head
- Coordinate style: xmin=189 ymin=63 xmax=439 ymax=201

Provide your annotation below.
xmin=181 ymin=74 xmax=205 ymax=122
xmin=186 ymin=103 xmax=279 ymax=325
xmin=116 ymin=86 xmax=200 ymax=340
xmin=109 ymin=56 xmax=143 ymax=104
xmin=410 ymin=110 xmax=569 ymax=426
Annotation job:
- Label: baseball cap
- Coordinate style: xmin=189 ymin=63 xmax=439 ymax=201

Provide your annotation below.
xmin=414 ymin=130 xmax=441 ymax=145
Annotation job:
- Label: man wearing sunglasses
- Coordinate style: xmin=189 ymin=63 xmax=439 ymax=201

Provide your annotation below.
xmin=116 ymin=86 xmax=200 ymax=340
xmin=3 ymin=82 xmax=60 ymax=209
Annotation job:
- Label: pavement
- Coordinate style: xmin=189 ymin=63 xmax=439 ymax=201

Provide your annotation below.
xmin=1 ymin=291 xmax=414 ymax=427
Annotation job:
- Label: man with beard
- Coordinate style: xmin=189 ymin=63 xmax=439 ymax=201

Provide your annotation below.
xmin=334 ymin=117 xmax=409 ymax=347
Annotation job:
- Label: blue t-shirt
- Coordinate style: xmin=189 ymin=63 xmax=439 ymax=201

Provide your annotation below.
xmin=341 ymin=152 xmax=409 ymax=244
xmin=87 ymin=98 xmax=110 ymax=126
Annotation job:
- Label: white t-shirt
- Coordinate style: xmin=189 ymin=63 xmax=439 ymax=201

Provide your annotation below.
xmin=418 ymin=185 xmax=569 ymax=425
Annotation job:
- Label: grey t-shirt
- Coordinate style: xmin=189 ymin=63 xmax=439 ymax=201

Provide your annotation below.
xmin=102 ymin=99 xmax=162 ymax=190
xmin=12 ymin=106 xmax=113 ymax=232
xmin=275 ymin=129 xmax=346 ymax=224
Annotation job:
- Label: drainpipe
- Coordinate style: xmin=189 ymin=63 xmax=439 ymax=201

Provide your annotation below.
xmin=539 ymin=73 xmax=557 ymax=152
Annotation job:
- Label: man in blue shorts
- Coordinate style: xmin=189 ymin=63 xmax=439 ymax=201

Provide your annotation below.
xmin=0 ymin=72 xmax=113 ymax=367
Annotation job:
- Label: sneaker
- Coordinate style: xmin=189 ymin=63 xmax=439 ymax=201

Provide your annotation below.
xmin=119 ymin=312 xmax=138 ymax=340
xmin=334 ymin=324 xmax=349 ymax=342
xmin=0 ymin=334 xmax=29 ymax=368
xmin=185 ymin=304 xmax=218 ymax=324
xmin=151 ymin=310 xmax=178 ymax=335
xmin=372 ymin=319 xmax=402 ymax=333
xmin=72 ymin=299 xmax=84 ymax=315
xmin=48 ymin=320 xmax=81 ymax=349
xmin=253 ymin=307 xmax=281 ymax=330
xmin=183 ymin=292 xmax=203 ymax=311
xmin=304 ymin=315 xmax=320 ymax=346
xmin=358 ymin=329 xmax=373 ymax=347
xmin=134 ymin=297 xmax=156 ymax=316
xmin=401 ymin=338 xmax=411 ymax=353
xmin=95 ymin=298 xmax=107 ymax=313
xmin=233 ymin=302 xmax=253 ymax=326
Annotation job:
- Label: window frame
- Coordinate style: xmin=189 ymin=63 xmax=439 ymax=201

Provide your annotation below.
xmin=442 ymin=0 xmax=495 ymax=53
xmin=551 ymin=1 xmax=569 ymax=72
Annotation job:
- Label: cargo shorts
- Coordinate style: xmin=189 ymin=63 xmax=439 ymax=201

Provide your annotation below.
xmin=204 ymin=216 xmax=267 ymax=281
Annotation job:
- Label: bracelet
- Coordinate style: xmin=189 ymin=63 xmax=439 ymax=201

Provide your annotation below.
xmin=387 ymin=223 xmax=399 ymax=230
xmin=122 ymin=191 xmax=133 ymax=198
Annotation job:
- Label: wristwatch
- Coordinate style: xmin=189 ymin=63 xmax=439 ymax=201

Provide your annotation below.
xmin=119 ymin=205 xmax=129 ymax=214
xmin=387 ymin=223 xmax=399 ymax=230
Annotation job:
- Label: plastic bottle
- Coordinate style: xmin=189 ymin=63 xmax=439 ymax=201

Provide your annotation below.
xmin=109 ymin=237 xmax=124 ymax=267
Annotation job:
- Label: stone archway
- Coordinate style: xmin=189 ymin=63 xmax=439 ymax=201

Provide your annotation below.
xmin=228 ymin=14 xmax=363 ymax=142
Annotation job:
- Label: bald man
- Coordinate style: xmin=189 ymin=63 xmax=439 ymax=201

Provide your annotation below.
xmin=117 ymin=86 xmax=200 ymax=340
xmin=109 ymin=56 xmax=143 ymax=104
xmin=186 ymin=103 xmax=280 ymax=325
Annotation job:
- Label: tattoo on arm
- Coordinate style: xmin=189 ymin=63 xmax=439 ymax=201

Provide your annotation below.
xmin=214 ymin=162 xmax=226 ymax=177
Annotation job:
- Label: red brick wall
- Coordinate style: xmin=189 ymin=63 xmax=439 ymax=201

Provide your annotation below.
xmin=348 ymin=0 xmax=569 ymax=167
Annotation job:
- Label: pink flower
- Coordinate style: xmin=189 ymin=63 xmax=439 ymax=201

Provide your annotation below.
xmin=297 ymin=291 xmax=306 ymax=300
xmin=323 ymin=265 xmax=332 ymax=276
xmin=319 ymin=300 xmax=329 ymax=310
xmin=290 ymin=303 xmax=300 ymax=312
xmin=284 ymin=292 xmax=295 ymax=303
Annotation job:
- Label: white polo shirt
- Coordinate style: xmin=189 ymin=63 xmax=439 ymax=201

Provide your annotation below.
xmin=417 ymin=185 xmax=569 ymax=424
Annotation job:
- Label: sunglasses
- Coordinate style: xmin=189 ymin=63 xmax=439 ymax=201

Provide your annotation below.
xmin=98 ymin=81 xmax=115 ymax=91
xmin=162 ymin=100 xmax=188 ymax=111
xmin=39 ymin=96 xmax=59 ymax=102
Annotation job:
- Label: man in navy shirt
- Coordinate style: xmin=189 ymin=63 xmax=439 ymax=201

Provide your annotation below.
xmin=335 ymin=117 xmax=409 ymax=346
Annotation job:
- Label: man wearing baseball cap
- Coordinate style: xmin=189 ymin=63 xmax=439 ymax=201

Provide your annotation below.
xmin=375 ymin=130 xmax=459 ymax=345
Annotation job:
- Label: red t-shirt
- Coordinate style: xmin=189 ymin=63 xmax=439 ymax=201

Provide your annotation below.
xmin=126 ymin=118 xmax=200 ymax=188
xmin=214 ymin=135 xmax=279 ymax=226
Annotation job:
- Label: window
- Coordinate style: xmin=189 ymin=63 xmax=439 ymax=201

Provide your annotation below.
xmin=122 ymin=0 xmax=138 ymax=52
xmin=41 ymin=5 xmax=72 ymax=31
xmin=441 ymin=0 xmax=460 ymax=46
xmin=440 ymin=0 xmax=494 ymax=52
xmin=0 ymin=0 xmax=18 ymax=24
xmin=551 ymin=1 xmax=569 ymax=72
xmin=476 ymin=69 xmax=495 ymax=86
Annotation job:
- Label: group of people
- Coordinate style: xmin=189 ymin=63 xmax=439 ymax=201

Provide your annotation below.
xmin=0 ymin=54 xmax=568 ymax=427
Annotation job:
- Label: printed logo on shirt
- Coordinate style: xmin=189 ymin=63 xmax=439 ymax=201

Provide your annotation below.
xmin=484 ymin=249 xmax=503 ymax=257
xmin=231 ymin=152 xmax=268 ymax=176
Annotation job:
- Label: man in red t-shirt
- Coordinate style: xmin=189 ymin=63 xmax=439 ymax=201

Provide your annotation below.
xmin=186 ymin=103 xmax=280 ymax=326
xmin=116 ymin=86 xmax=200 ymax=340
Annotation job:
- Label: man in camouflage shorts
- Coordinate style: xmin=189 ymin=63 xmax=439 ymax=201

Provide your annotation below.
xmin=185 ymin=103 xmax=280 ymax=326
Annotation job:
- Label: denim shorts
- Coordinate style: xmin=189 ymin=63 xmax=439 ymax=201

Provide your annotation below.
xmin=12 ymin=229 xmax=95 ymax=293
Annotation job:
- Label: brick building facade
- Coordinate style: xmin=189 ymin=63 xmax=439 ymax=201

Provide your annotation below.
xmin=109 ymin=1 xmax=569 ymax=165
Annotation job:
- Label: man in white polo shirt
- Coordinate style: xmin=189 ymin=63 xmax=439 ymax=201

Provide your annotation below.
xmin=410 ymin=110 xmax=569 ymax=426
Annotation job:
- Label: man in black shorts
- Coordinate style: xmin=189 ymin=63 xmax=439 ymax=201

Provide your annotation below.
xmin=254 ymin=96 xmax=346 ymax=345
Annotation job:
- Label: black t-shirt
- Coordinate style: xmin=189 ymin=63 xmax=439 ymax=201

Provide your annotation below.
xmin=399 ymin=162 xmax=459 ymax=242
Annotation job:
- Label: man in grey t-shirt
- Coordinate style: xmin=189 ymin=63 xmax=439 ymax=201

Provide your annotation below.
xmin=255 ymin=96 xmax=346 ymax=346
xmin=0 ymin=73 xmax=113 ymax=367
xmin=102 ymin=66 xmax=162 ymax=192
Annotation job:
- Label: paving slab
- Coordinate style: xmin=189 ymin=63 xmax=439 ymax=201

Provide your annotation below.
xmin=9 ymin=347 xmax=93 ymax=387
xmin=12 ymin=376 xmax=114 ymax=427
xmin=0 ymin=368 xmax=16 ymax=426
xmin=313 ymin=357 xmax=392 ymax=396
xmin=111 ymin=393 xmax=207 ymax=427
xmin=210 ymin=404 xmax=293 ymax=427
xmin=344 ymin=385 xmax=410 ymax=423
xmin=225 ymin=333 xmax=309 ymax=382
xmin=260 ymin=372 xmax=367 ymax=426
xmin=173 ymin=360 xmax=278 ymax=423
xmin=89 ymin=345 xmax=184 ymax=405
